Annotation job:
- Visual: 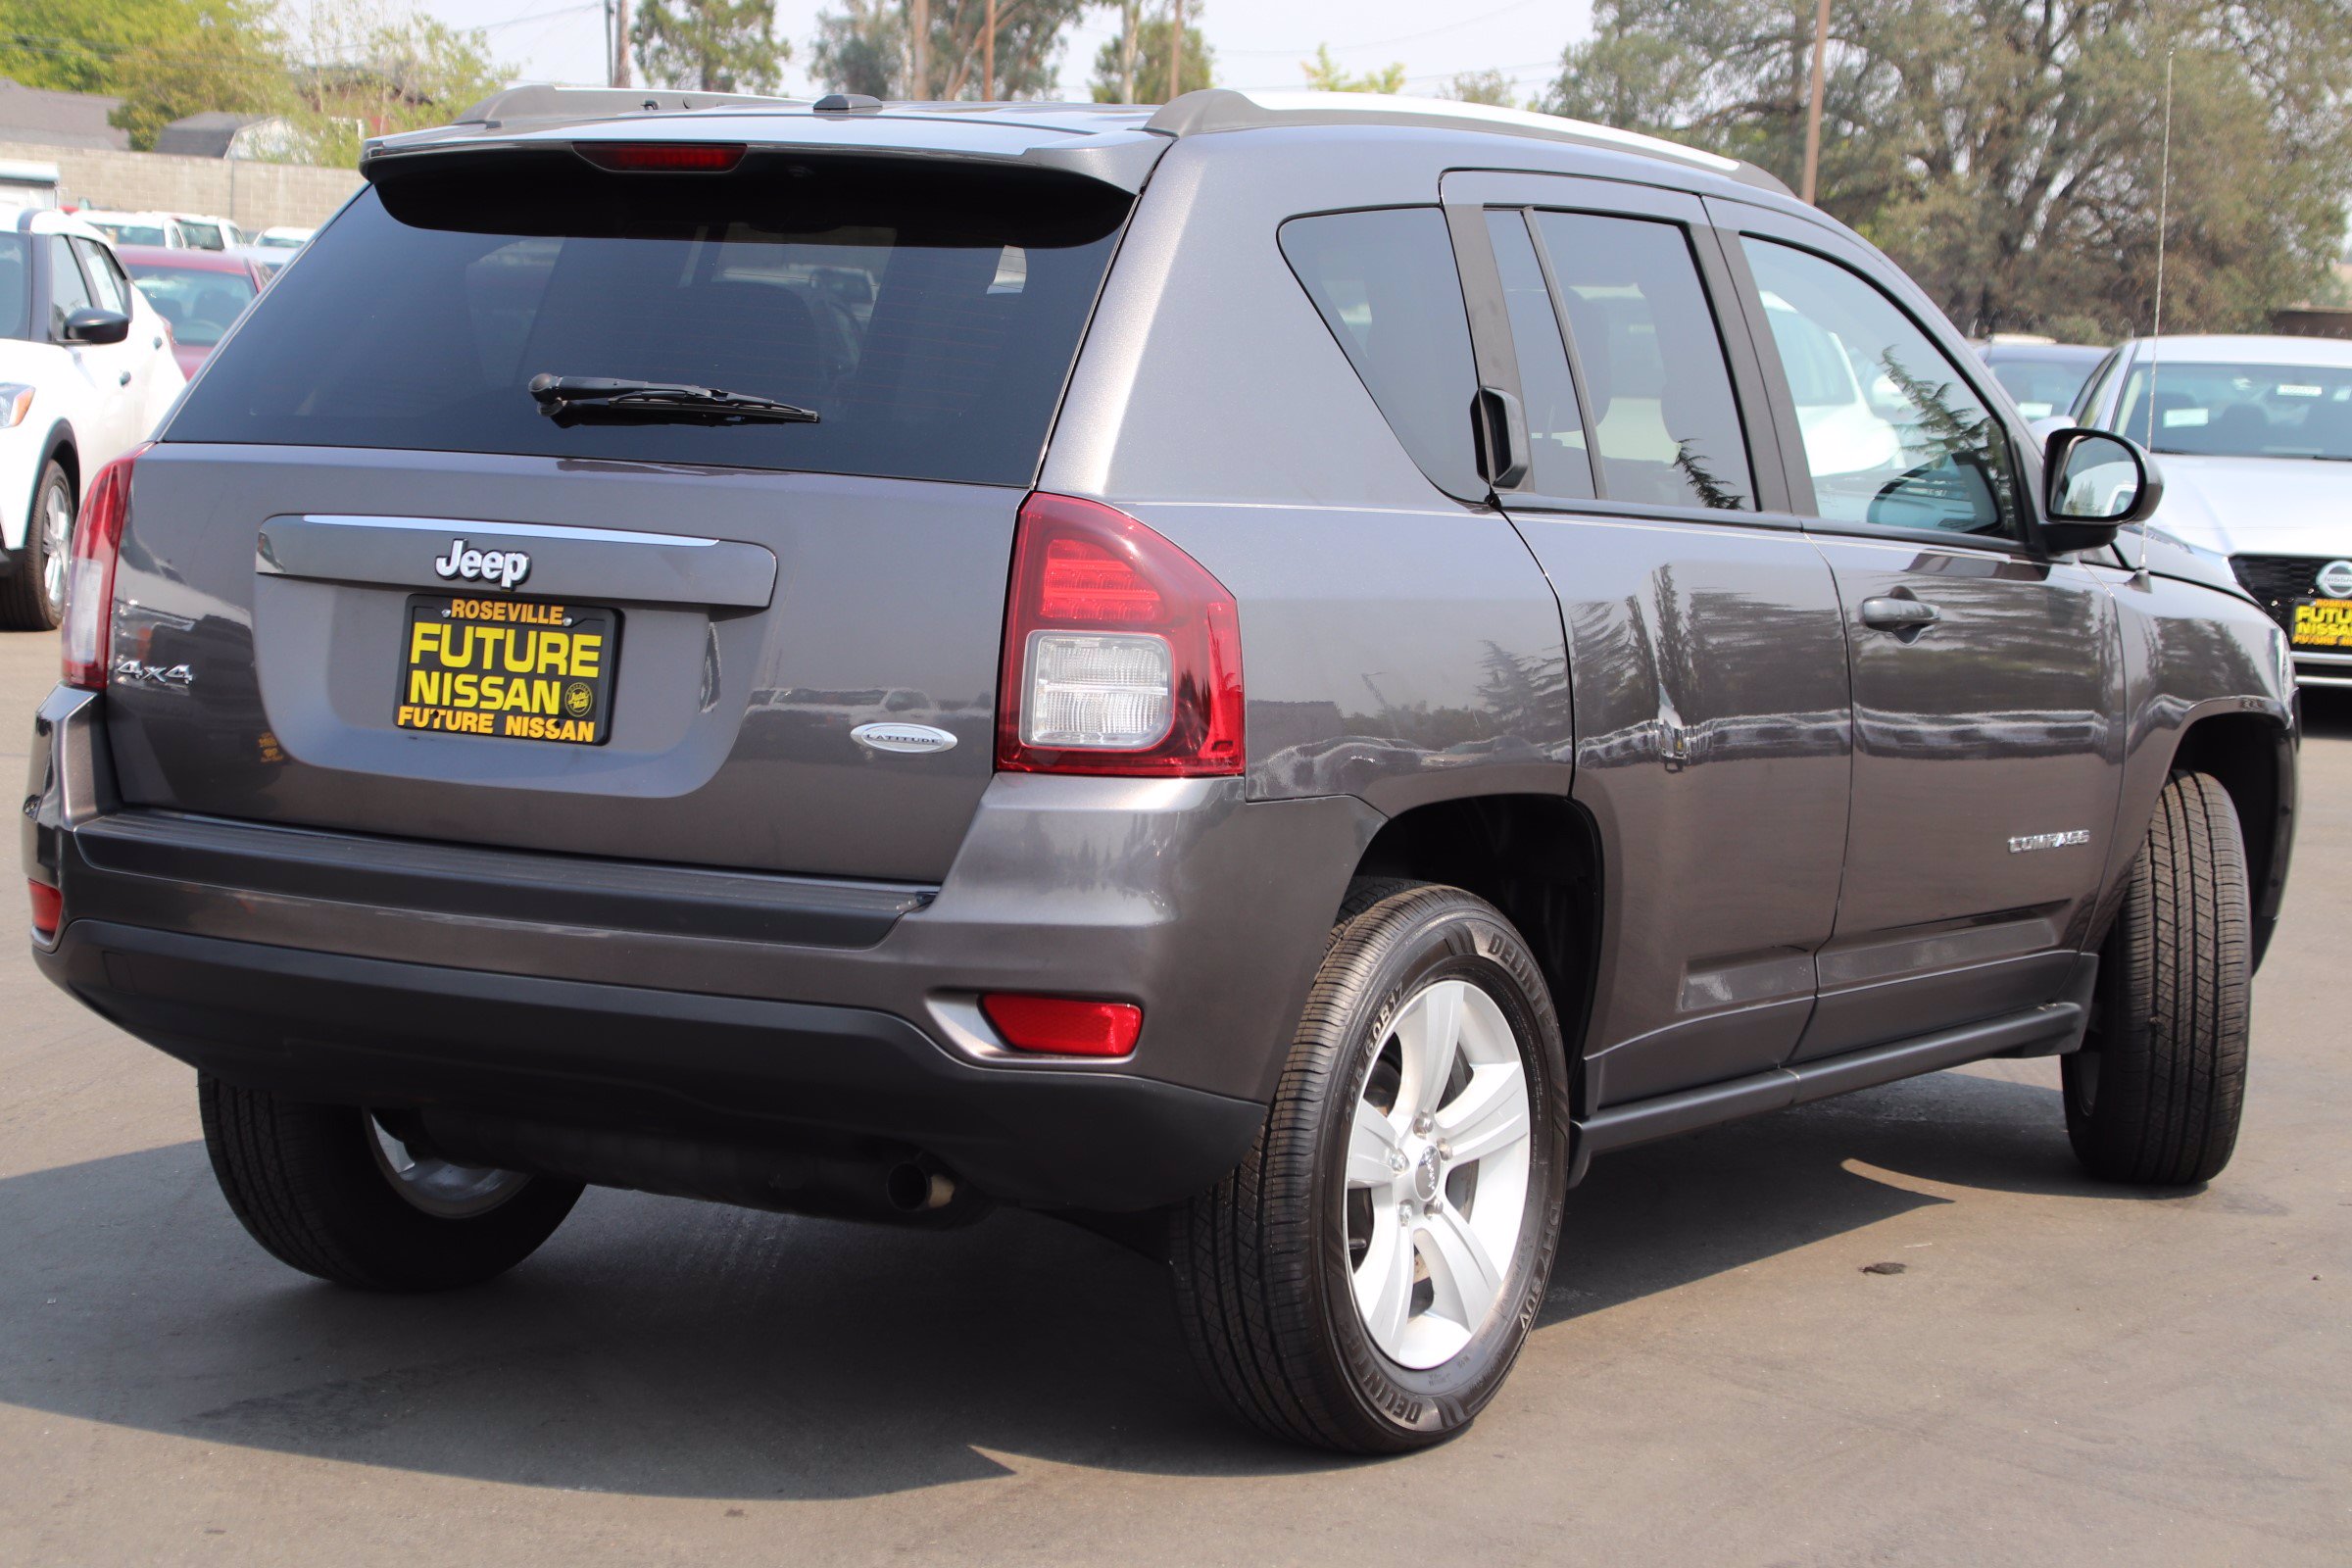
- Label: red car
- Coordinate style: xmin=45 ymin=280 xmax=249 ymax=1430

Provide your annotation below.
xmin=116 ymin=244 xmax=272 ymax=375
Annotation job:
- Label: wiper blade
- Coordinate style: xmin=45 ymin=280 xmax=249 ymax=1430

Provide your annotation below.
xmin=528 ymin=373 xmax=819 ymax=425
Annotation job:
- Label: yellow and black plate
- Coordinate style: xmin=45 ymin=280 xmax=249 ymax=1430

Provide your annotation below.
xmin=2293 ymin=598 xmax=2352 ymax=651
xmin=395 ymin=595 xmax=618 ymax=746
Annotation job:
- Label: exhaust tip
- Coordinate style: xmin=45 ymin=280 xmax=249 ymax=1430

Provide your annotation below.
xmin=886 ymin=1161 xmax=955 ymax=1213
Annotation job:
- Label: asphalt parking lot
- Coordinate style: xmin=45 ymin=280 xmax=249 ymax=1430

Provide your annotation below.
xmin=0 ymin=625 xmax=2343 ymax=1567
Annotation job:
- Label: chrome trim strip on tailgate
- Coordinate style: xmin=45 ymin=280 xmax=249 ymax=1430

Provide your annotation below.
xmin=257 ymin=514 xmax=779 ymax=608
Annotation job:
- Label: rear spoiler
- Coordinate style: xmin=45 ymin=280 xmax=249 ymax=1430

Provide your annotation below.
xmin=364 ymin=95 xmax=1170 ymax=194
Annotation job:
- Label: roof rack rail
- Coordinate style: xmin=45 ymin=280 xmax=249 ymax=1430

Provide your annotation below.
xmin=1143 ymin=88 xmax=1789 ymax=195
xmin=453 ymin=83 xmax=806 ymax=129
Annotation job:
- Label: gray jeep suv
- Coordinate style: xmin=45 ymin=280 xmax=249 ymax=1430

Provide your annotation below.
xmin=23 ymin=87 xmax=2296 ymax=1453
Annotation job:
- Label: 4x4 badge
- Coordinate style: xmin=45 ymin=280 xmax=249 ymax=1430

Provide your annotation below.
xmin=432 ymin=537 xmax=531 ymax=590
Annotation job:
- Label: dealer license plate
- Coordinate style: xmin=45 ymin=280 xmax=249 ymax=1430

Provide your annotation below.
xmin=2293 ymin=598 xmax=2352 ymax=650
xmin=395 ymin=595 xmax=618 ymax=746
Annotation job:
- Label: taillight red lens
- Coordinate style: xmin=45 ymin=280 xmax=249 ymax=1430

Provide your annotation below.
xmin=980 ymin=994 xmax=1144 ymax=1057
xmin=997 ymin=494 xmax=1244 ymax=776
xmin=576 ymin=142 xmax=745 ymax=172
xmin=61 ymin=444 xmax=145 ymax=691
xmin=27 ymin=878 xmax=59 ymax=940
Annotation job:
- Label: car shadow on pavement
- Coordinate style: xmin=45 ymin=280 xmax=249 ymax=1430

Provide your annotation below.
xmin=0 ymin=1066 xmax=2156 ymax=1496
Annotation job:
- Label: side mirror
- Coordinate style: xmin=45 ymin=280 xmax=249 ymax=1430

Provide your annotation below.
xmin=2040 ymin=427 xmax=2163 ymax=553
xmin=61 ymin=307 xmax=130 ymax=347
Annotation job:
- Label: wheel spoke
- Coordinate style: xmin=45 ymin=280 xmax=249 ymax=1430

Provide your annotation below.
xmin=1418 ymin=1201 xmax=1505 ymax=1330
xmin=1347 ymin=1095 xmax=1403 ymax=1191
xmin=1438 ymin=1058 xmax=1532 ymax=1165
xmin=1396 ymin=982 xmax=1462 ymax=1119
xmin=1352 ymin=1206 xmax=1414 ymax=1351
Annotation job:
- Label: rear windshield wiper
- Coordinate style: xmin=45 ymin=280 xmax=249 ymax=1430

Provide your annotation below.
xmin=528 ymin=373 xmax=819 ymax=425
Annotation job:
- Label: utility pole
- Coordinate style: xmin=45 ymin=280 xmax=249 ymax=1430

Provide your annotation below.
xmin=1167 ymin=0 xmax=1184 ymax=102
xmin=1800 ymin=0 xmax=1829 ymax=204
xmin=610 ymin=0 xmax=631 ymax=89
xmin=911 ymin=0 xmax=929 ymax=99
xmin=984 ymin=0 xmax=996 ymax=100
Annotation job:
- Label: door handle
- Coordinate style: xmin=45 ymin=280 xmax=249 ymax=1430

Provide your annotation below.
xmin=1859 ymin=596 xmax=1940 ymax=633
xmin=118 ymin=371 xmax=131 ymax=386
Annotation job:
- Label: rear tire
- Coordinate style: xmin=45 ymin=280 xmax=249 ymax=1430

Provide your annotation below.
xmin=1171 ymin=881 xmax=1569 ymax=1453
xmin=2064 ymin=771 xmax=2251 ymax=1185
xmin=0 ymin=459 xmax=73 ymax=631
xmin=199 ymin=1076 xmax=583 ymax=1290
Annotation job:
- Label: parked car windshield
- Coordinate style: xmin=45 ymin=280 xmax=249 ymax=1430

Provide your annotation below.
xmin=125 ymin=260 xmax=257 ymax=347
xmin=2113 ymin=361 xmax=2352 ymax=460
xmin=166 ymin=157 xmax=1132 ymax=487
xmin=0 ymin=235 xmax=27 ymax=339
xmin=1984 ymin=350 xmax=2101 ymax=419
xmin=103 ymin=222 xmax=171 ymax=247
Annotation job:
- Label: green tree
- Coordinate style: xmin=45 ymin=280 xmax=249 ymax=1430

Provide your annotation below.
xmin=632 ymin=0 xmax=786 ymax=94
xmin=815 ymin=0 xmax=1091 ymax=100
xmin=1301 ymin=43 xmax=1404 ymax=94
xmin=276 ymin=8 xmax=510 ymax=166
xmin=0 ymin=0 xmax=286 ymax=150
xmin=1089 ymin=14 xmax=1211 ymax=102
xmin=1544 ymin=0 xmax=2352 ymax=337
xmin=1440 ymin=69 xmax=1516 ymax=108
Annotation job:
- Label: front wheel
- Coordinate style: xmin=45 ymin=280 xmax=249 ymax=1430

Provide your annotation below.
xmin=2064 ymin=770 xmax=2252 ymax=1185
xmin=1171 ymin=881 xmax=1569 ymax=1452
xmin=0 ymin=459 xmax=73 ymax=631
xmin=199 ymin=1076 xmax=583 ymax=1291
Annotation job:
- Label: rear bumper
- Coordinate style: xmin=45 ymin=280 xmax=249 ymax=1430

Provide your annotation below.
xmin=35 ymin=918 xmax=1264 ymax=1210
xmin=26 ymin=685 xmax=1382 ymax=1211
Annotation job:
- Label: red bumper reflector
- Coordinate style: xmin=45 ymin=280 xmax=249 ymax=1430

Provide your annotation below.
xmin=980 ymin=994 xmax=1143 ymax=1057
xmin=27 ymin=879 xmax=59 ymax=939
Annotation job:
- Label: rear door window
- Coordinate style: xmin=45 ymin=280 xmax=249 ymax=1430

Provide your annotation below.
xmin=1531 ymin=211 xmax=1754 ymax=511
xmin=1281 ymin=208 xmax=1483 ymax=499
xmin=1484 ymin=210 xmax=1594 ymax=501
xmin=165 ymin=156 xmax=1132 ymax=487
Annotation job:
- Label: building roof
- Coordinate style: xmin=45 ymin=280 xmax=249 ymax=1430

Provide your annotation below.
xmin=0 ymin=76 xmax=128 ymax=151
xmin=154 ymin=112 xmax=268 ymax=159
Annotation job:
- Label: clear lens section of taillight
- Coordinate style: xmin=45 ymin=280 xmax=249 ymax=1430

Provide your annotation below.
xmin=1023 ymin=631 xmax=1174 ymax=749
xmin=997 ymin=494 xmax=1244 ymax=777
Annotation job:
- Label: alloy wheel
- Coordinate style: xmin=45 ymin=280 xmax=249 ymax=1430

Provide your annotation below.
xmin=38 ymin=477 xmax=71 ymax=620
xmin=1343 ymin=977 xmax=1536 ymax=1369
xmin=366 ymin=1112 xmax=533 ymax=1219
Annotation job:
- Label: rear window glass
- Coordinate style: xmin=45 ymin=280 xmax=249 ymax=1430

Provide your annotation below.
xmin=1280 ymin=208 xmax=1482 ymax=499
xmin=166 ymin=155 xmax=1132 ymax=486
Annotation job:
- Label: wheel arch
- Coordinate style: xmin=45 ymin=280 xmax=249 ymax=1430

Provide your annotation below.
xmin=16 ymin=420 xmax=75 ymax=554
xmin=1344 ymin=792 xmax=1602 ymax=1116
xmin=2164 ymin=709 xmax=2295 ymax=970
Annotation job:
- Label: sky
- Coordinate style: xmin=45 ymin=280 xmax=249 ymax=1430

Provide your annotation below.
xmin=422 ymin=0 xmax=1596 ymax=109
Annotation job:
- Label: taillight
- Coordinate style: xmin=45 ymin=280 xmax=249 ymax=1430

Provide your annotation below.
xmin=61 ymin=444 xmax=145 ymax=691
xmin=997 ymin=494 xmax=1243 ymax=776
xmin=576 ymin=142 xmax=745 ymax=172
xmin=981 ymin=994 xmax=1144 ymax=1057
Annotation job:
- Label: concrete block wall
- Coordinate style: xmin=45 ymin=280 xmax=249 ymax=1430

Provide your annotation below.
xmin=0 ymin=139 xmax=364 ymax=231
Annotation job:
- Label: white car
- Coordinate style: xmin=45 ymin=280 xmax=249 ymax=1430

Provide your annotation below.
xmin=166 ymin=213 xmax=245 ymax=251
xmin=254 ymin=224 xmax=314 ymax=251
xmin=0 ymin=210 xmax=186 ymax=628
xmin=2074 ymin=334 xmax=2352 ymax=686
xmin=74 ymin=209 xmax=192 ymax=250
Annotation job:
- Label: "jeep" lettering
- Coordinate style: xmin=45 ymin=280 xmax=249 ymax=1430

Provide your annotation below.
xmin=432 ymin=537 xmax=532 ymax=590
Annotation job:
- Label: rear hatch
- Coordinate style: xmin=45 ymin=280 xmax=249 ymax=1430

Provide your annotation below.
xmin=103 ymin=132 xmax=1141 ymax=882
